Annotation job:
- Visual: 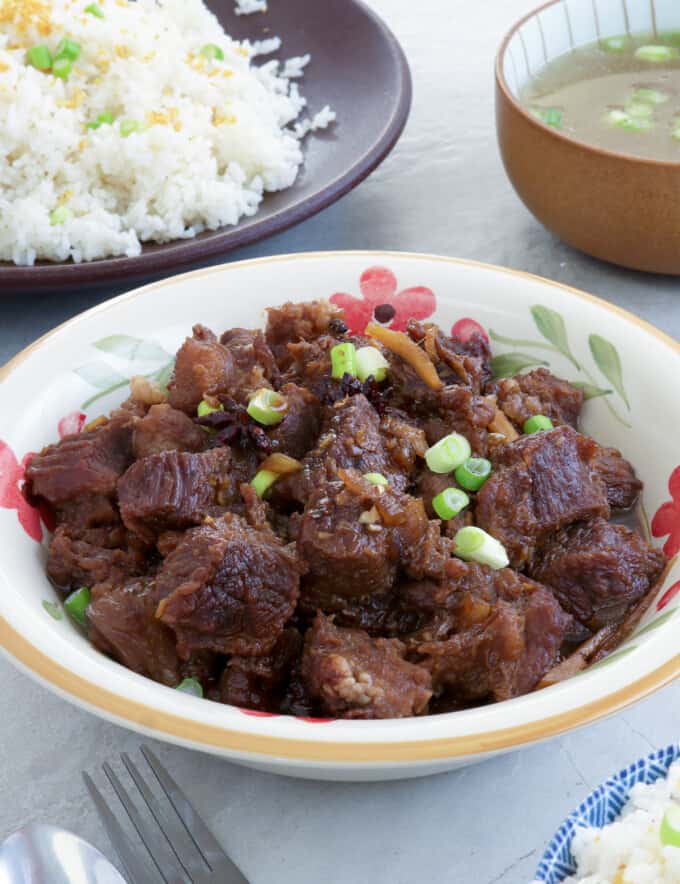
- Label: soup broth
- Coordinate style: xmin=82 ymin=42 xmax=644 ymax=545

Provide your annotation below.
xmin=521 ymin=33 xmax=680 ymax=161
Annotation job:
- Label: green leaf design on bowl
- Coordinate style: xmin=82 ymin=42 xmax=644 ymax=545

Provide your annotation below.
xmin=94 ymin=335 xmax=170 ymax=363
xmin=589 ymin=334 xmax=630 ymax=409
xmin=531 ymin=305 xmax=580 ymax=369
xmin=571 ymin=381 xmax=613 ymax=400
xmin=74 ymin=362 xmax=128 ymax=389
xmin=490 ymin=352 xmax=549 ymax=378
xmin=587 ymin=645 xmax=638 ymax=671
xmin=634 ymin=608 xmax=678 ymax=638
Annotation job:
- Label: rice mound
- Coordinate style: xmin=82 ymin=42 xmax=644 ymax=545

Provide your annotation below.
xmin=0 ymin=0 xmax=334 ymax=265
xmin=564 ymin=760 xmax=680 ymax=883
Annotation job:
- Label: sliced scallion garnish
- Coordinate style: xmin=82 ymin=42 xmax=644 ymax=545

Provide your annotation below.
xmin=251 ymin=469 xmax=279 ymax=498
xmin=453 ymin=527 xmax=509 ymax=570
xmin=635 ymin=44 xmax=678 ymax=63
xmin=55 ymin=37 xmax=81 ymax=62
xmin=632 ymin=88 xmax=668 ymax=105
xmin=200 ymin=44 xmax=225 ymax=61
xmin=52 ymin=56 xmax=73 ymax=79
xmin=523 ymin=414 xmax=553 ymax=434
xmin=432 ymin=487 xmax=469 ymax=520
xmin=85 ymin=3 xmax=105 ymax=17
xmin=87 ymin=111 xmax=115 ymax=130
xmin=120 ymin=119 xmax=143 ymax=137
xmin=50 ymin=205 xmax=72 ymax=226
xmin=355 ymin=346 xmax=389 ymax=383
xmin=330 ymin=342 xmax=357 ymax=379
xmin=176 ymin=677 xmax=203 ymax=698
xmin=532 ymin=107 xmax=563 ymax=129
xmin=247 ymin=388 xmax=288 ymax=426
xmin=454 ymin=457 xmax=492 ymax=492
xmin=424 ymin=433 xmax=471 ymax=474
xmin=26 ymin=44 xmax=52 ymax=71
xmin=64 ymin=586 xmax=91 ymax=627
xmin=600 ymin=35 xmax=630 ymax=53
xmin=660 ymin=805 xmax=680 ymax=847
xmin=363 ymin=472 xmax=388 ymax=487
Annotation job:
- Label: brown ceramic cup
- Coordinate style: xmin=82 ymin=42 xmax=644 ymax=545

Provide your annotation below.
xmin=496 ymin=0 xmax=680 ymax=275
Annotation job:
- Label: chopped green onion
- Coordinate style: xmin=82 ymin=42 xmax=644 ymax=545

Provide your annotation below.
xmin=432 ymin=487 xmax=470 ymax=520
xmin=330 ymin=342 xmax=357 ymax=379
xmin=87 ymin=111 xmax=115 ymax=130
xmin=424 ymin=433 xmax=471 ymax=474
xmin=120 ymin=119 xmax=143 ymax=137
xmin=605 ymin=109 xmax=654 ymax=131
xmin=363 ymin=472 xmax=388 ymax=487
xmin=454 ymin=457 xmax=492 ymax=492
xmin=635 ymin=45 xmax=678 ymax=63
xmin=600 ymin=35 xmax=630 ymax=53
xmin=453 ymin=527 xmax=509 ymax=570
xmin=200 ymin=43 xmax=225 ymax=61
xmin=50 ymin=205 xmax=72 ymax=226
xmin=532 ymin=107 xmax=563 ymax=129
xmin=355 ymin=346 xmax=389 ymax=383
xmin=660 ymin=805 xmax=680 ymax=847
xmin=85 ymin=3 xmax=104 ymax=17
xmin=55 ymin=37 xmax=81 ymax=62
xmin=176 ymin=677 xmax=203 ymax=698
xmin=632 ymin=88 xmax=668 ymax=105
xmin=52 ymin=56 xmax=73 ymax=79
xmin=625 ymin=101 xmax=654 ymax=119
xmin=247 ymin=388 xmax=288 ymax=426
xmin=64 ymin=586 xmax=91 ymax=627
xmin=251 ymin=469 xmax=279 ymax=498
xmin=26 ymin=44 xmax=52 ymax=71
xmin=42 ymin=600 xmax=63 ymax=620
xmin=523 ymin=414 xmax=554 ymax=434
xmin=197 ymin=399 xmax=223 ymax=417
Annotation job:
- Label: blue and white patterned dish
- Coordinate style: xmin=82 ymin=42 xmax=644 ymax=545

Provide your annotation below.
xmin=535 ymin=743 xmax=680 ymax=883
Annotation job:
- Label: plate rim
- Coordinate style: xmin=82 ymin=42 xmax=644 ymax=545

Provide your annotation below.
xmin=2 ymin=249 xmax=679 ymax=764
xmin=0 ymin=0 xmax=412 ymax=291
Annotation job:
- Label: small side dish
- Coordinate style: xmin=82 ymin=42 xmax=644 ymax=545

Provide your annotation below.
xmin=523 ymin=31 xmax=680 ymax=161
xmin=23 ymin=297 xmax=666 ymax=720
xmin=0 ymin=0 xmax=334 ymax=265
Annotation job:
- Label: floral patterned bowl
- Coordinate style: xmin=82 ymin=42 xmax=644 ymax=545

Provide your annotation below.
xmin=1 ymin=251 xmax=679 ymax=781
xmin=535 ymin=743 xmax=680 ymax=883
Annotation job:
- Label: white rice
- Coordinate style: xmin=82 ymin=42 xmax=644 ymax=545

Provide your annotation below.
xmin=0 ymin=0 xmax=334 ymax=265
xmin=563 ymin=760 xmax=680 ymax=883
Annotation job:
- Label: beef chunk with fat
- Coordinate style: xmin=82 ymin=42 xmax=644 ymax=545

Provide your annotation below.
xmin=218 ymin=629 xmax=302 ymax=711
xmin=421 ymin=387 xmax=497 ymax=454
xmin=156 ymin=514 xmax=301 ymax=657
xmin=117 ymin=448 xmax=247 ymax=542
xmin=492 ymin=369 xmax=584 ymax=430
xmin=530 ymin=518 xmax=666 ymax=629
xmin=132 ymin=404 xmax=206 ymax=459
xmin=301 ymin=613 xmax=432 ymax=719
xmin=265 ymin=300 xmax=344 ymax=369
xmin=476 ymin=426 xmax=610 ymax=568
xmin=167 ymin=325 xmax=231 ymax=414
xmin=47 ymin=524 xmax=148 ymax=591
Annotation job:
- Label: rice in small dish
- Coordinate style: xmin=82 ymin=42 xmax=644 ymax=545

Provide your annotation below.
xmin=566 ymin=760 xmax=680 ymax=883
xmin=0 ymin=0 xmax=334 ymax=266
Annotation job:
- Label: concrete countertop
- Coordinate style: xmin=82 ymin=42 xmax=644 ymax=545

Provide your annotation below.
xmin=1 ymin=1 xmax=679 ymax=881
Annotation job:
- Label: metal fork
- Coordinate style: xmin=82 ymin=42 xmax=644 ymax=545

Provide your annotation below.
xmin=83 ymin=746 xmax=249 ymax=884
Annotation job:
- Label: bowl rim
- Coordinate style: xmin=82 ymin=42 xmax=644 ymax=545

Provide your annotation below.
xmin=2 ymin=249 xmax=680 ymax=765
xmin=495 ymin=0 xmax=680 ymax=170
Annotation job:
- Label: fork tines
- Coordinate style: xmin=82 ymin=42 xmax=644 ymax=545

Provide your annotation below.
xmin=83 ymin=746 xmax=248 ymax=884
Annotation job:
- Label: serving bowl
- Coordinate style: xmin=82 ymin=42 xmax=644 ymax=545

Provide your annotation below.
xmin=496 ymin=0 xmax=680 ymax=275
xmin=1 ymin=250 xmax=680 ymax=781
xmin=535 ymin=742 xmax=680 ymax=882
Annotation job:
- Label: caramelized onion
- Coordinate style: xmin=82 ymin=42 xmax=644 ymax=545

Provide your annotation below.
xmin=259 ymin=453 xmax=303 ymax=475
xmin=365 ymin=322 xmax=443 ymax=391
xmin=488 ymin=409 xmax=519 ymax=441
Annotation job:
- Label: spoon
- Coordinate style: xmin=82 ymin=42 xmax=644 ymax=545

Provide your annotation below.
xmin=0 ymin=823 xmax=127 ymax=884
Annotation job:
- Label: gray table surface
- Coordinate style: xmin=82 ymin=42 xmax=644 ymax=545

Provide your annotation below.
xmin=2 ymin=1 xmax=680 ymax=882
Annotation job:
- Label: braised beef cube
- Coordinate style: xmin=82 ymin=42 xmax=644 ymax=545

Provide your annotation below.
xmin=55 ymin=494 xmax=120 ymax=529
xmin=379 ymin=410 xmax=428 ymax=474
xmin=167 ymin=324 xmax=231 ymax=415
xmin=132 ymin=404 xmax=206 ymax=459
xmin=219 ymin=327 xmax=278 ymax=397
xmin=476 ymin=426 xmax=610 ymax=567
xmin=416 ymin=574 xmax=571 ymax=702
xmin=266 ymin=300 xmax=344 ymax=368
xmin=156 ymin=514 xmax=300 ymax=657
xmin=88 ymin=578 xmax=180 ymax=686
xmin=590 ymin=445 xmax=642 ymax=510
xmin=493 ymin=369 xmax=584 ymax=430
xmin=530 ymin=519 xmax=665 ymax=629
xmin=304 ymin=590 xmax=423 ymax=637
xmin=416 ymin=470 xmax=454 ymax=519
xmin=422 ymin=387 xmax=497 ymax=454
xmin=279 ymin=335 xmax=339 ymax=399
xmin=298 ymin=470 xmax=429 ymax=608
xmin=25 ymin=418 xmax=134 ymax=510
xmin=218 ymin=629 xmax=302 ymax=711
xmin=117 ymin=448 xmax=235 ymax=542
xmin=301 ymin=613 xmax=432 ymax=719
xmin=47 ymin=524 xmax=148 ymax=591
xmin=269 ymin=383 xmax=321 ymax=460
xmin=283 ymin=394 xmax=409 ymax=503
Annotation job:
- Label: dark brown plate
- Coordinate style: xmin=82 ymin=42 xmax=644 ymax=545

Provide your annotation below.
xmin=1 ymin=0 xmax=411 ymax=292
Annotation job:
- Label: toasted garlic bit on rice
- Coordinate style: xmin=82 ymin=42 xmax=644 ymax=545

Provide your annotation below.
xmin=0 ymin=0 xmax=334 ymax=266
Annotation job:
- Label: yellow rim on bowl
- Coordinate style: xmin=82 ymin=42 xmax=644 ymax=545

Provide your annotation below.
xmin=2 ymin=250 xmax=679 ymax=763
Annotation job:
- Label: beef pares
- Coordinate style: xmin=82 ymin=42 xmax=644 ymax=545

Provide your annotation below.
xmin=218 ymin=629 xmax=302 ymax=712
xmin=530 ymin=518 xmax=665 ymax=629
xmin=156 ymin=514 xmax=301 ymax=657
xmin=269 ymin=383 xmax=321 ymax=460
xmin=476 ymin=426 xmax=610 ymax=568
xmin=25 ymin=417 xmax=134 ymax=525
xmin=301 ymin=613 xmax=432 ymax=719
xmin=590 ymin=445 xmax=642 ymax=511
xmin=47 ymin=524 xmax=148 ymax=591
xmin=132 ymin=404 xmax=206 ymax=460
xmin=265 ymin=300 xmax=344 ymax=369
xmin=492 ymin=369 xmax=584 ymax=430
xmin=117 ymin=448 xmax=244 ymax=542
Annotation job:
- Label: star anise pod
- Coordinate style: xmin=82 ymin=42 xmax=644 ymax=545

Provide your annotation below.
xmin=320 ymin=374 xmax=392 ymax=415
xmin=195 ymin=397 xmax=272 ymax=453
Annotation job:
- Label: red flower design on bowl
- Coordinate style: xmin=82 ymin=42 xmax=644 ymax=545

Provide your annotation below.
xmin=451 ymin=317 xmax=489 ymax=345
xmin=330 ymin=266 xmax=436 ymax=334
xmin=652 ymin=466 xmax=680 ymax=558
